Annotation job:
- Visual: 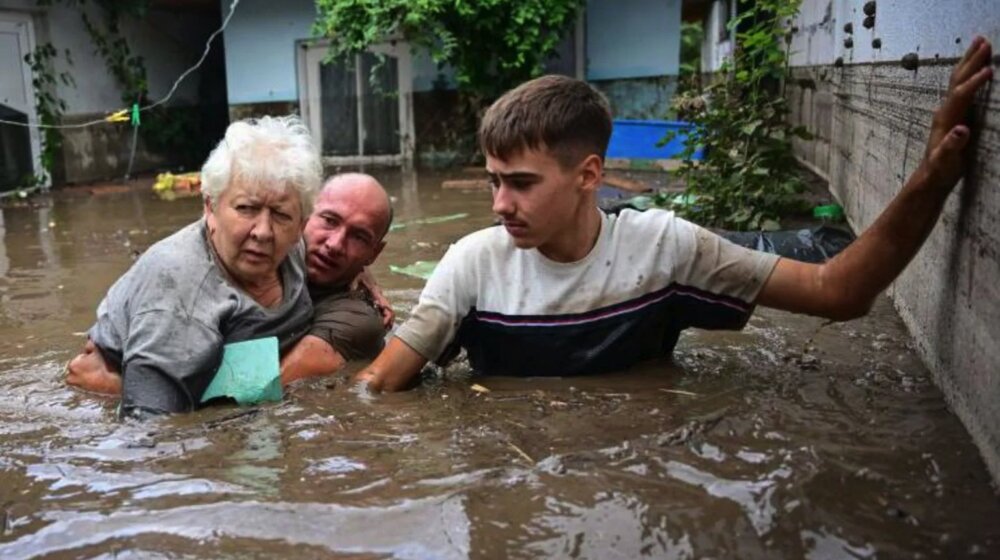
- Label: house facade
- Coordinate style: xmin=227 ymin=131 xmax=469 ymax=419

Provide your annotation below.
xmin=0 ymin=0 xmax=225 ymax=187
xmin=220 ymin=0 xmax=684 ymax=167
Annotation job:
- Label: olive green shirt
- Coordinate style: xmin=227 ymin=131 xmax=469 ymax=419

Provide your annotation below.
xmin=308 ymin=286 xmax=385 ymax=361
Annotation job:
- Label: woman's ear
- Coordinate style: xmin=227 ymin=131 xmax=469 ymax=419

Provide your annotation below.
xmin=203 ymin=197 xmax=217 ymax=234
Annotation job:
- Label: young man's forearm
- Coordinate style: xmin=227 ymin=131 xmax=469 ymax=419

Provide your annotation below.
xmin=353 ymin=337 xmax=427 ymax=392
xmin=817 ymin=159 xmax=956 ymax=315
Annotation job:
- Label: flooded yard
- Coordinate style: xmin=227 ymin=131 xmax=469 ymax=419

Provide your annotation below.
xmin=0 ymin=170 xmax=998 ymax=558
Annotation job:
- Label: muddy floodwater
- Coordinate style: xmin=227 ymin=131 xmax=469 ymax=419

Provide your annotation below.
xmin=0 ymin=170 xmax=998 ymax=558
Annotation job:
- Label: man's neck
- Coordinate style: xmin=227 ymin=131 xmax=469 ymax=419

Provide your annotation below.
xmin=537 ymin=204 xmax=603 ymax=263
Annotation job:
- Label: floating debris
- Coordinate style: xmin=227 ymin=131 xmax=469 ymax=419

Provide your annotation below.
xmin=658 ymin=388 xmax=699 ymax=397
xmin=844 ymin=37 xmax=854 ymax=49
xmin=863 ymin=15 xmax=875 ymax=29
xmin=389 ymin=260 xmax=440 ymax=280
xmin=872 ymin=38 xmax=882 ymax=49
xmin=863 ymin=1 xmax=876 ymax=16
xmin=389 ymin=213 xmax=469 ymax=232
xmin=153 ymin=172 xmax=201 ymax=201
xmin=441 ymin=179 xmax=489 ymax=191
xmin=507 ymin=441 xmax=534 ymax=464
xmin=470 ymin=383 xmax=491 ymax=394
xmin=843 ymin=22 xmax=853 ymax=34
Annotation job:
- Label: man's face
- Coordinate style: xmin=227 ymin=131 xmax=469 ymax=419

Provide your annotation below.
xmin=486 ymin=147 xmax=589 ymax=254
xmin=204 ymin=178 xmax=303 ymax=287
xmin=304 ymin=188 xmax=386 ymax=287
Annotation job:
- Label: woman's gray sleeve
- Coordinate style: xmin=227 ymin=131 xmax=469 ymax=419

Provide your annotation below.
xmin=119 ymin=311 xmax=224 ymax=418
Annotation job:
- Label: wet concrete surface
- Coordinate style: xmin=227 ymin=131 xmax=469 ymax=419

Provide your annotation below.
xmin=0 ymin=169 xmax=998 ymax=558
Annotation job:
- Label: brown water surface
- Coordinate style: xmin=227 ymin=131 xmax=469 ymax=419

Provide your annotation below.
xmin=0 ymin=170 xmax=997 ymax=558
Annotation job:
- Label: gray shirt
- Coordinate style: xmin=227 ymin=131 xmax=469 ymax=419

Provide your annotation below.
xmin=89 ymin=219 xmax=312 ymax=416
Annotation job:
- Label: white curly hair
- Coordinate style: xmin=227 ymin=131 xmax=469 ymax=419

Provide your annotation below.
xmin=201 ymin=115 xmax=322 ymax=218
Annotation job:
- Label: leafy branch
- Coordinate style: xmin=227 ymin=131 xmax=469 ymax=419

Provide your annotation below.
xmin=667 ymin=0 xmax=812 ymax=231
xmin=313 ymin=0 xmax=584 ymax=107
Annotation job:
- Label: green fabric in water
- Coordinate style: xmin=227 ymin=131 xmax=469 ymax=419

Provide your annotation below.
xmin=200 ymin=337 xmax=282 ymax=406
xmin=389 ymin=260 xmax=440 ymax=280
xmin=389 ymin=213 xmax=469 ymax=232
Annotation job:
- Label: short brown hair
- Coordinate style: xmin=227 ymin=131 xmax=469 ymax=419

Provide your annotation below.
xmin=479 ymin=75 xmax=612 ymax=168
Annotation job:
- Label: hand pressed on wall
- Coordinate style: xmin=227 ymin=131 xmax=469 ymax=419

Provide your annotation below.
xmin=923 ymin=36 xmax=994 ymax=189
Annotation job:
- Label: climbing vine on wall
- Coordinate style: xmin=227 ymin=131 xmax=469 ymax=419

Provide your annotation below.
xmin=667 ymin=0 xmax=812 ymax=231
xmin=34 ymin=0 xmax=202 ymax=168
xmin=23 ymin=42 xmax=75 ymax=181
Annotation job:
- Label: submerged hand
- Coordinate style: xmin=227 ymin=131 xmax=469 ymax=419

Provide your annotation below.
xmin=66 ymin=339 xmax=122 ymax=395
xmin=923 ymin=36 xmax=993 ymax=188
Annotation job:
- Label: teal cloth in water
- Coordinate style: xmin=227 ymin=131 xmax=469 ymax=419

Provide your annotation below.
xmin=200 ymin=337 xmax=282 ymax=406
xmin=389 ymin=260 xmax=440 ymax=280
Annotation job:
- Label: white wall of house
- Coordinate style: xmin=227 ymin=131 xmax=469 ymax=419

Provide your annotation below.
xmin=788 ymin=0 xmax=995 ymax=66
xmin=700 ymin=0 xmax=734 ymax=72
xmin=586 ymin=0 xmax=681 ymax=80
xmin=221 ymin=0 xmax=314 ymax=105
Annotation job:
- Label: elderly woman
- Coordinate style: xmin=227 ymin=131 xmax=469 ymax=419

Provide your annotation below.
xmin=66 ymin=115 xmax=321 ymax=417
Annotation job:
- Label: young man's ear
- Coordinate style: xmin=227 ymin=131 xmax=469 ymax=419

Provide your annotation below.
xmin=578 ymin=154 xmax=604 ymax=194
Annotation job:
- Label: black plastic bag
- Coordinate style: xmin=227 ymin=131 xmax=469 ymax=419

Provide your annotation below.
xmin=718 ymin=227 xmax=855 ymax=263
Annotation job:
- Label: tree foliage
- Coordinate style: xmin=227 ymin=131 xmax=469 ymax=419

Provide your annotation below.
xmin=667 ymin=0 xmax=811 ymax=231
xmin=313 ymin=0 xmax=584 ymax=104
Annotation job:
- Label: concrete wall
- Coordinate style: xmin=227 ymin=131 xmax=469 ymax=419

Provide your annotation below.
xmin=784 ymin=0 xmax=1000 ymax=483
xmin=584 ymin=0 xmax=681 ymax=120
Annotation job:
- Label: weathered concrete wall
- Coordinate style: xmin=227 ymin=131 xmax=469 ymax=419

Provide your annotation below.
xmin=591 ymin=76 xmax=679 ymax=119
xmin=785 ymin=0 xmax=1000 ymax=483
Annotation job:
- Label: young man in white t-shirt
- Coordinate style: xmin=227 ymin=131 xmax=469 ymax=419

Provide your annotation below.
xmin=356 ymin=37 xmax=994 ymax=391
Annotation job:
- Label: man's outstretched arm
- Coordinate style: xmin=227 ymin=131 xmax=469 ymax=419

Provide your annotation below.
xmin=757 ymin=37 xmax=993 ymax=320
xmin=353 ymin=337 xmax=428 ymax=392
xmin=280 ymin=334 xmax=347 ymax=386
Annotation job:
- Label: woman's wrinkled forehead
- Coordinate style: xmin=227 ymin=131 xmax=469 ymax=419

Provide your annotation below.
xmin=224 ymin=174 xmax=301 ymax=209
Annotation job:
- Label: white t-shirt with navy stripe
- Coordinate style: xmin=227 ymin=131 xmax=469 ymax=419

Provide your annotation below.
xmin=395 ymin=208 xmax=780 ymax=376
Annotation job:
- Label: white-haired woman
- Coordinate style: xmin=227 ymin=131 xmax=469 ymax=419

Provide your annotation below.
xmin=67 ymin=116 xmax=321 ymax=417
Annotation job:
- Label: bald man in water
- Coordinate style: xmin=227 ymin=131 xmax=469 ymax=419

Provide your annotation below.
xmin=280 ymin=173 xmax=394 ymax=384
xmin=68 ymin=172 xmax=394 ymax=393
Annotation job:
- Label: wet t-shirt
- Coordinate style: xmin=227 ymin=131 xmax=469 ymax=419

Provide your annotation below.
xmin=308 ymin=286 xmax=385 ymax=361
xmin=88 ymin=219 xmax=312 ymax=416
xmin=394 ymin=208 xmax=780 ymax=376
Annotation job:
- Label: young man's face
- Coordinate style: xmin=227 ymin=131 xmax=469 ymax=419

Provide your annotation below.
xmin=486 ymin=147 xmax=596 ymax=255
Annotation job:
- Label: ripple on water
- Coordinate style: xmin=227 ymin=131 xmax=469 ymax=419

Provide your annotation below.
xmin=0 ymin=496 xmax=471 ymax=560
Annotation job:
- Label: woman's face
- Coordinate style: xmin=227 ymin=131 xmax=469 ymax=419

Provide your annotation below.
xmin=204 ymin=177 xmax=304 ymax=288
